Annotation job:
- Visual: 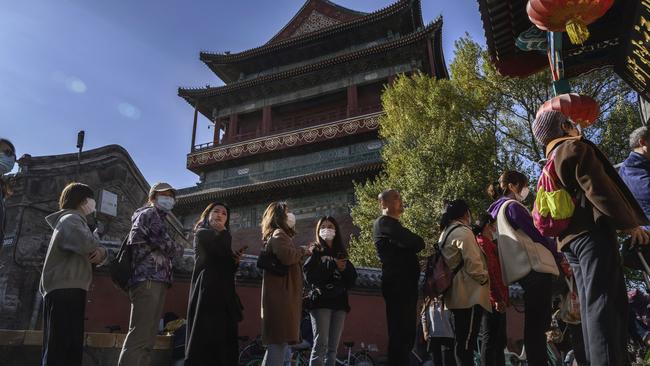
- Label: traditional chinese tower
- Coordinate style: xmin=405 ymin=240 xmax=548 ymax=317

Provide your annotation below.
xmin=175 ymin=0 xmax=448 ymax=251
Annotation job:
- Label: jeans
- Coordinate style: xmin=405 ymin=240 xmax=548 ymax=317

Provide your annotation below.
xmin=41 ymin=289 xmax=86 ymax=366
xmin=383 ymin=283 xmax=418 ymax=366
xmin=118 ymin=280 xmax=167 ymax=366
xmin=451 ymin=305 xmax=483 ymax=366
xmin=479 ymin=309 xmax=506 ymax=366
xmin=564 ymin=227 xmax=629 ymax=366
xmin=262 ymin=343 xmax=288 ymax=366
xmin=309 ymin=309 xmax=346 ymax=366
xmin=428 ymin=338 xmax=454 ymax=366
xmin=518 ymin=271 xmax=552 ymax=366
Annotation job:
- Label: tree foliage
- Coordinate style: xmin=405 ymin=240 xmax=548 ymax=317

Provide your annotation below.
xmin=349 ymin=36 xmax=642 ymax=267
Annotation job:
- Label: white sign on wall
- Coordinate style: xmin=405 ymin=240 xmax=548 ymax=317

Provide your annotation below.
xmin=99 ymin=189 xmax=118 ymax=217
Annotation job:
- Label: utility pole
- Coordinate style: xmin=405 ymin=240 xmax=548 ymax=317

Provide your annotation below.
xmin=76 ymin=130 xmax=85 ymax=180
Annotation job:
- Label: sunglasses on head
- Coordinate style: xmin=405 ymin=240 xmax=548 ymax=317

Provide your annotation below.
xmin=1 ymin=148 xmax=14 ymax=158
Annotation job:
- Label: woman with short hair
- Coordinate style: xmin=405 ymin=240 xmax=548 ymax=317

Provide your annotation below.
xmin=41 ymin=182 xmax=108 ymax=366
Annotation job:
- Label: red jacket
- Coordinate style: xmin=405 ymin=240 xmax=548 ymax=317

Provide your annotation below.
xmin=476 ymin=234 xmax=509 ymax=307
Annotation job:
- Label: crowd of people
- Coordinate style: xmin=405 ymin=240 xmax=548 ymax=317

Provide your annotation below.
xmin=2 ymin=108 xmax=650 ymax=366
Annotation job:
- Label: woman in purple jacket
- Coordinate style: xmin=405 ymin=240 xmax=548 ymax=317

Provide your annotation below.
xmin=487 ymin=171 xmax=570 ymax=366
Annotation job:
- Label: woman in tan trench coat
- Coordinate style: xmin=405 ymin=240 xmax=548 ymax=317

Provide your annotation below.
xmin=260 ymin=202 xmax=310 ymax=366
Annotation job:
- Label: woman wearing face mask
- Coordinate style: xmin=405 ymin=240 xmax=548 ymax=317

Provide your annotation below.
xmin=118 ymin=182 xmax=185 ymax=366
xmin=303 ymin=216 xmax=357 ymax=366
xmin=0 ymin=138 xmax=16 ymax=251
xmin=439 ymin=199 xmax=490 ymax=366
xmin=185 ymin=202 xmax=244 ymax=366
xmin=472 ymin=213 xmax=508 ymax=366
xmin=487 ymin=171 xmax=567 ymax=366
xmin=260 ymin=202 xmax=312 ymax=366
xmin=40 ymin=182 xmax=108 ymax=366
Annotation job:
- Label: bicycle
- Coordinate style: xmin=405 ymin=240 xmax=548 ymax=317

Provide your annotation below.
xmin=291 ymin=341 xmax=376 ymax=365
xmin=239 ymin=335 xmax=265 ymax=366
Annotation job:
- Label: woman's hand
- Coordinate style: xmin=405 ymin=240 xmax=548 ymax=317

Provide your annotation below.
xmin=89 ymin=247 xmax=107 ymax=264
xmin=335 ymin=258 xmax=347 ymax=271
xmin=625 ymin=227 xmax=650 ymax=246
xmin=559 ymin=257 xmax=573 ymax=278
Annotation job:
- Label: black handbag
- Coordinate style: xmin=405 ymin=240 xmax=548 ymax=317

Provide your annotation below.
xmin=256 ymin=244 xmax=289 ymax=276
xmin=109 ymin=236 xmax=133 ymax=292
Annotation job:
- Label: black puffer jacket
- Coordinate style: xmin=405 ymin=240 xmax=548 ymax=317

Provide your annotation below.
xmin=303 ymin=244 xmax=357 ymax=312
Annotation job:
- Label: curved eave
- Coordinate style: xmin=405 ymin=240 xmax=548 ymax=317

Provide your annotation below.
xmin=176 ymin=162 xmax=383 ymax=207
xmin=180 ymin=19 xmax=443 ymax=101
xmin=199 ymin=0 xmax=419 ymax=66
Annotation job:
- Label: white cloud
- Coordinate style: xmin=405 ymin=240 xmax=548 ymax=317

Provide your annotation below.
xmin=51 ymin=71 xmax=87 ymax=94
xmin=118 ymin=102 xmax=141 ymax=120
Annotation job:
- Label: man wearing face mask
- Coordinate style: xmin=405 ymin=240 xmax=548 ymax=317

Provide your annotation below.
xmin=119 ymin=182 xmax=185 ymax=366
xmin=0 ymin=138 xmax=16 ymax=251
xmin=619 ymin=126 xmax=650 ymax=230
xmin=533 ymin=110 xmax=650 ymax=365
xmin=373 ymin=189 xmax=425 ymax=366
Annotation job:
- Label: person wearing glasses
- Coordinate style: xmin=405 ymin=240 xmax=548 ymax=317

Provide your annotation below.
xmin=0 ymin=138 xmax=16 ymax=251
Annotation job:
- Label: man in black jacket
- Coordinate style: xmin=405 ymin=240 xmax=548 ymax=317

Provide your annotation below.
xmin=373 ymin=189 xmax=425 ymax=366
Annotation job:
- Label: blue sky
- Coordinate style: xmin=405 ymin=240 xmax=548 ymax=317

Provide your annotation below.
xmin=0 ymin=0 xmax=485 ymax=189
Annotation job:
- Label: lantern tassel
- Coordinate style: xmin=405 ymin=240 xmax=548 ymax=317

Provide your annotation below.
xmin=566 ymin=18 xmax=590 ymax=45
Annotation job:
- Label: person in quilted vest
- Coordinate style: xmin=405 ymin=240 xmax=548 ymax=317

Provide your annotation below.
xmin=533 ymin=110 xmax=649 ymax=366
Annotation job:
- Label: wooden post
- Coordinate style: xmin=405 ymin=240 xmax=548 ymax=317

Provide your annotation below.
xmin=228 ymin=114 xmax=239 ymax=141
xmin=347 ymin=84 xmax=358 ymax=117
xmin=262 ymin=106 xmax=272 ymax=134
xmin=213 ymin=119 xmax=221 ymax=145
xmin=191 ymin=102 xmax=199 ymax=151
xmin=426 ymin=38 xmax=436 ymax=77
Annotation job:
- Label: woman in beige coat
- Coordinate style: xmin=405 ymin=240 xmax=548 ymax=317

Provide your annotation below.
xmin=260 ymin=202 xmax=310 ymax=366
xmin=439 ymin=199 xmax=490 ymax=366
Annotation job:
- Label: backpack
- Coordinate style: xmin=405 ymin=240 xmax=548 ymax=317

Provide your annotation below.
xmin=532 ymin=146 xmax=576 ymax=237
xmin=422 ymin=225 xmax=462 ymax=298
xmin=109 ymin=235 xmax=133 ymax=292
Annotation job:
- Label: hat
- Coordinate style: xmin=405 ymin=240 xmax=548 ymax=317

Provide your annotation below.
xmin=0 ymin=138 xmax=15 ymax=156
xmin=149 ymin=182 xmax=176 ymax=198
xmin=532 ymin=110 xmax=567 ymax=147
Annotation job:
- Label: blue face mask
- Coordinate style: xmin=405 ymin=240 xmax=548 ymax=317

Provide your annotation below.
xmin=155 ymin=196 xmax=175 ymax=212
xmin=0 ymin=154 xmax=15 ymax=175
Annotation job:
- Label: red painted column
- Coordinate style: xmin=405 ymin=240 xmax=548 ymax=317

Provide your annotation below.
xmin=213 ymin=119 xmax=221 ymax=145
xmin=262 ymin=106 xmax=272 ymax=135
xmin=228 ymin=114 xmax=239 ymax=142
xmin=426 ymin=38 xmax=436 ymax=77
xmin=191 ymin=102 xmax=199 ymax=151
xmin=347 ymin=84 xmax=358 ymax=117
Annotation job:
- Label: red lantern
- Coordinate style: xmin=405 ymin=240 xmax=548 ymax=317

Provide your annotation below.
xmin=526 ymin=0 xmax=614 ymax=45
xmin=536 ymin=93 xmax=600 ymax=128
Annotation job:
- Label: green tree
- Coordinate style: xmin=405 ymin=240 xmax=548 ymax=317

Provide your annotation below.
xmin=349 ymin=36 xmax=642 ymax=267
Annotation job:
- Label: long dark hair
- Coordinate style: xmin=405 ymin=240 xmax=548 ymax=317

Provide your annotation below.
xmin=194 ymin=202 xmax=230 ymax=232
xmin=313 ymin=216 xmax=347 ymax=257
xmin=487 ymin=170 xmax=529 ymax=200
xmin=261 ymin=201 xmax=295 ymax=240
xmin=439 ymin=199 xmax=470 ymax=230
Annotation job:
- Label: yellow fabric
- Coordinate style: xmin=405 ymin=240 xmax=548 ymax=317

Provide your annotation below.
xmin=535 ymin=187 xmax=575 ymax=219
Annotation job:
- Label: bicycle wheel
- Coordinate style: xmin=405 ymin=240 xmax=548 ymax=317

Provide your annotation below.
xmin=239 ymin=343 xmax=265 ymax=365
xmin=245 ymin=358 xmax=263 ymax=366
xmin=351 ymin=351 xmax=375 ymax=366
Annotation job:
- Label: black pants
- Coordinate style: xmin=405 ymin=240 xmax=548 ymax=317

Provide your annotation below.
xmin=564 ymin=228 xmax=629 ymax=366
xmin=41 ymin=288 xmax=86 ymax=366
xmin=452 ymin=305 xmax=483 ymax=366
xmin=518 ymin=271 xmax=552 ymax=366
xmin=479 ymin=309 xmax=506 ymax=366
xmin=428 ymin=338 xmax=454 ymax=366
xmin=383 ymin=284 xmax=418 ymax=366
xmin=567 ymin=323 xmax=588 ymax=366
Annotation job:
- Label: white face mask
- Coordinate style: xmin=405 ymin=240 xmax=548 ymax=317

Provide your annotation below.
xmin=319 ymin=228 xmax=336 ymax=241
xmin=81 ymin=198 xmax=96 ymax=215
xmin=517 ymin=187 xmax=530 ymax=202
xmin=155 ymin=196 xmax=175 ymax=212
xmin=286 ymin=212 xmax=296 ymax=229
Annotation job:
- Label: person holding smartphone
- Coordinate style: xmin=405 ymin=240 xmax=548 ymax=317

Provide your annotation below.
xmin=185 ymin=202 xmax=245 ymax=366
xmin=303 ymin=216 xmax=357 ymax=366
